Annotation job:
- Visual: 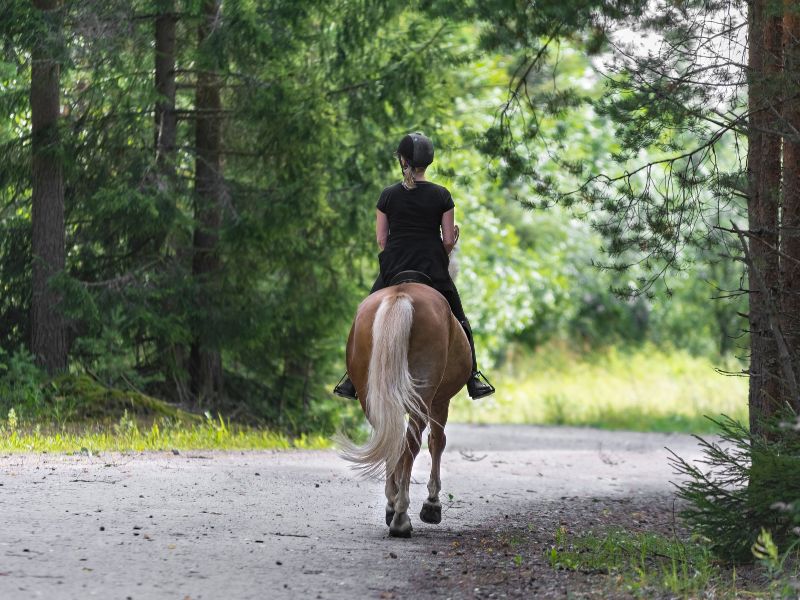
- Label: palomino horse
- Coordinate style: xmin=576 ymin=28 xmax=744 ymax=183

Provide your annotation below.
xmin=337 ymin=282 xmax=471 ymax=537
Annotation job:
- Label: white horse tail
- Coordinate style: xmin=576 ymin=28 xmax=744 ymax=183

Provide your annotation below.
xmin=337 ymin=292 xmax=426 ymax=478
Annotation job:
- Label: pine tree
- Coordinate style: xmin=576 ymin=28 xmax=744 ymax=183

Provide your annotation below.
xmin=781 ymin=1 xmax=800 ymax=406
xmin=30 ymin=0 xmax=67 ymax=374
xmin=189 ymin=0 xmax=224 ymax=405
xmin=747 ymin=0 xmax=785 ymax=432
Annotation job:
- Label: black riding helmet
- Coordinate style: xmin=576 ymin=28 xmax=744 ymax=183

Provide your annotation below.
xmin=396 ymin=132 xmax=434 ymax=168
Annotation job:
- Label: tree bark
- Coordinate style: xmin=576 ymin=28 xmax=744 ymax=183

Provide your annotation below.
xmin=154 ymin=1 xmax=177 ymax=169
xmin=781 ymin=0 xmax=800 ymax=412
xmin=153 ymin=0 xmax=189 ymax=402
xmin=747 ymin=0 xmax=783 ymax=434
xmin=30 ymin=0 xmax=67 ymax=374
xmin=189 ymin=0 xmax=224 ymax=405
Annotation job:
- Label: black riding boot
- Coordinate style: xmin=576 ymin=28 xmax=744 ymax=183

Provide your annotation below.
xmin=460 ymin=320 xmax=495 ymax=399
xmin=333 ymin=373 xmax=357 ymax=399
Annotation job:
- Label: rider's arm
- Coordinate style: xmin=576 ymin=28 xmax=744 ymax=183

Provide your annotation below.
xmin=376 ymin=210 xmax=389 ymax=250
xmin=441 ymin=208 xmax=455 ymax=255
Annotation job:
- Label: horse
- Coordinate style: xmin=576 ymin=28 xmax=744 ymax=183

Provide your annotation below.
xmin=336 ymin=281 xmax=472 ymax=537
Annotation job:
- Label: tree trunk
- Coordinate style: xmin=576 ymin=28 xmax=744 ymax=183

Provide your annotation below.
xmin=189 ymin=0 xmax=224 ymax=405
xmin=30 ymin=0 xmax=67 ymax=374
xmin=153 ymin=0 xmax=189 ymax=402
xmin=782 ymin=0 xmax=800 ymax=413
xmin=747 ymin=0 xmax=783 ymax=434
xmin=154 ymin=1 xmax=177 ymax=169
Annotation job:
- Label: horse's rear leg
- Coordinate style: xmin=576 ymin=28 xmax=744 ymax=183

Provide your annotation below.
xmin=384 ymin=461 xmax=398 ymax=526
xmin=388 ymin=413 xmax=425 ymax=538
xmin=420 ymin=403 xmax=449 ymax=524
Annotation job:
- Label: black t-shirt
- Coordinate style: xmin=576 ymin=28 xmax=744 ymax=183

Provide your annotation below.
xmin=373 ymin=181 xmax=455 ymax=290
xmin=376 ymin=181 xmax=454 ymax=243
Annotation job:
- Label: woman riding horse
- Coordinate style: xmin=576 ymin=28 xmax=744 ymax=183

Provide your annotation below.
xmin=334 ymin=132 xmax=495 ymax=400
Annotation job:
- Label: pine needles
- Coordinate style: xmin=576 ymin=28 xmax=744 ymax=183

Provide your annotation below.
xmin=669 ymin=411 xmax=800 ymax=563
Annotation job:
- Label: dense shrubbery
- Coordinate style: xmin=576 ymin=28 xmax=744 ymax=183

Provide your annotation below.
xmin=671 ymin=411 xmax=800 ymax=562
xmin=0 ymin=346 xmax=197 ymax=424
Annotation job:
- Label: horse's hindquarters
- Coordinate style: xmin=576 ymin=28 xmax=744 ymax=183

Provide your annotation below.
xmin=340 ymin=283 xmax=472 ymax=537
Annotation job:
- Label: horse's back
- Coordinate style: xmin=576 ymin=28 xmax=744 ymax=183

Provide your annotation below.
xmin=347 ymin=283 xmax=469 ymax=405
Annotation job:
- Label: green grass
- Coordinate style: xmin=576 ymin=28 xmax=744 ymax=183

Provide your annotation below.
xmin=546 ymin=526 xmax=778 ymax=598
xmin=0 ymin=410 xmax=330 ymax=454
xmin=451 ymin=344 xmax=748 ymax=433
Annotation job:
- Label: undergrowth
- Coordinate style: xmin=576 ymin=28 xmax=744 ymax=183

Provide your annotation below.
xmin=451 ymin=344 xmax=748 ymax=433
xmin=547 ymin=526 xmax=797 ymax=598
xmin=0 ymin=410 xmax=330 ymax=453
xmin=670 ymin=413 xmax=800 ymax=562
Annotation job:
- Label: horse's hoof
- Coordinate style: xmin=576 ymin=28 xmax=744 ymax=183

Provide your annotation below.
xmin=420 ymin=500 xmax=442 ymax=524
xmin=385 ymin=505 xmax=395 ymax=527
xmin=389 ymin=512 xmax=412 ymax=538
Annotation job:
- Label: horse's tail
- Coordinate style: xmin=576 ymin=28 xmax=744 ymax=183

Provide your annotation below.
xmin=337 ymin=292 xmax=426 ymax=478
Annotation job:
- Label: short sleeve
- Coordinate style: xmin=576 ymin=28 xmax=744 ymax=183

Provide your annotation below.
xmin=442 ymin=189 xmax=454 ymax=212
xmin=376 ymin=188 xmax=390 ymax=213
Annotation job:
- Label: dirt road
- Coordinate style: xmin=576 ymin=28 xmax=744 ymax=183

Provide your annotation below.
xmin=0 ymin=424 xmax=705 ymax=599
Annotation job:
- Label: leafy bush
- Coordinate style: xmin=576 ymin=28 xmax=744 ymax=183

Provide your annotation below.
xmin=0 ymin=347 xmax=46 ymax=419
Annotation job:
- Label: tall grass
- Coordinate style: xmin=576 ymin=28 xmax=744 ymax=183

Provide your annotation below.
xmin=0 ymin=411 xmax=330 ymax=453
xmin=452 ymin=344 xmax=748 ymax=433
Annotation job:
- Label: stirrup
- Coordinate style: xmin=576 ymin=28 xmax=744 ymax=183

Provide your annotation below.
xmin=333 ymin=373 xmax=357 ymax=399
xmin=467 ymin=371 xmax=495 ymax=399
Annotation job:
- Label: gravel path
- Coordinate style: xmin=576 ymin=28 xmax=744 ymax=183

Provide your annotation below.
xmin=0 ymin=424 xmax=705 ymax=599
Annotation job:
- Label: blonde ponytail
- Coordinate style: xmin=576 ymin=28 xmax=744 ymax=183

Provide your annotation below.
xmin=402 ymin=164 xmax=417 ymax=190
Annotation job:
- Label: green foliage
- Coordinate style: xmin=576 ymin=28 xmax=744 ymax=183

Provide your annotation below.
xmin=49 ymin=373 xmax=200 ymax=422
xmin=451 ymin=344 xmax=748 ymax=433
xmin=0 ymin=0 xmax=471 ymax=424
xmin=752 ymin=529 xmax=800 ymax=596
xmin=670 ymin=411 xmax=800 ymax=562
xmin=0 ymin=410 xmax=329 ymax=453
xmin=546 ymin=526 xmax=741 ymax=597
xmin=428 ymin=42 xmax=744 ymax=362
xmin=0 ymin=0 xmax=750 ymax=434
xmin=0 ymin=347 xmax=46 ymax=418
xmin=448 ymin=0 xmax=750 ymax=311
xmin=0 ymin=349 xmax=199 ymax=424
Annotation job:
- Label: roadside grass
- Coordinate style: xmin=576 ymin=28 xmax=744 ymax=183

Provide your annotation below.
xmin=546 ymin=526 xmax=798 ymax=598
xmin=0 ymin=410 xmax=330 ymax=454
xmin=451 ymin=344 xmax=748 ymax=433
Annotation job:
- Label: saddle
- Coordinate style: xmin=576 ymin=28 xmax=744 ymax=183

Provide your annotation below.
xmin=388 ymin=270 xmax=433 ymax=287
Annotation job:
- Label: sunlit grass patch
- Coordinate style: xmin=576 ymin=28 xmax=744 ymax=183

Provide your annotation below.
xmin=0 ymin=410 xmax=330 ymax=454
xmin=452 ymin=345 xmax=748 ymax=433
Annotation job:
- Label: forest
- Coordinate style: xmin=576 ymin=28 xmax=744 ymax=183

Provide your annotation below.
xmin=2 ymin=0 xmax=800 ymax=594
xmin=1 ymin=0 xmax=759 ymax=430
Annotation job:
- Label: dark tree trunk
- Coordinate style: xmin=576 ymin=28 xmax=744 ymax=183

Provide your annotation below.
xmin=153 ymin=1 xmax=189 ymax=402
xmin=781 ymin=0 xmax=800 ymax=412
xmin=189 ymin=0 xmax=224 ymax=405
xmin=154 ymin=1 xmax=177 ymax=168
xmin=30 ymin=0 xmax=67 ymax=374
xmin=747 ymin=0 xmax=783 ymax=434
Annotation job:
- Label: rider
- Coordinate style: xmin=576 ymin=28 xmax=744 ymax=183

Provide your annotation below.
xmin=333 ymin=132 xmax=495 ymax=400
